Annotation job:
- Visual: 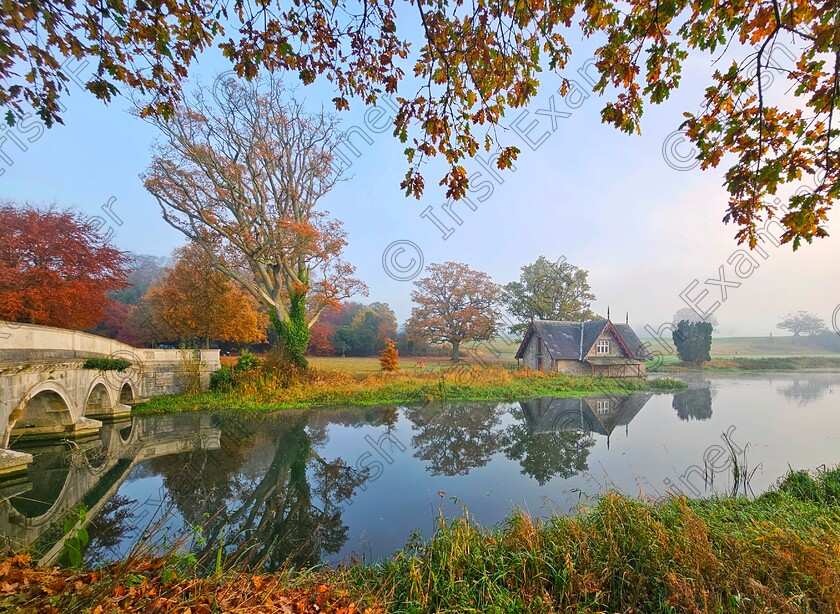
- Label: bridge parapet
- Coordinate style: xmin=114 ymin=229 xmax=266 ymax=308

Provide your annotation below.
xmin=0 ymin=323 xmax=221 ymax=474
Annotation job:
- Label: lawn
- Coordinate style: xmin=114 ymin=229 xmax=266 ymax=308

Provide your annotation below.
xmin=642 ymin=334 xmax=840 ymax=358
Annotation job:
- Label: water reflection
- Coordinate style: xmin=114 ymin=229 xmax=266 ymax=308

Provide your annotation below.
xmin=778 ymin=378 xmax=834 ymax=406
xmin=145 ymin=412 xmax=368 ymax=570
xmin=0 ymin=414 xmax=221 ymax=564
xmin=4 ymin=374 xmax=840 ymax=570
xmin=405 ymin=403 xmax=507 ymax=476
xmin=503 ymin=402 xmax=593 ymax=486
xmin=672 ymin=388 xmax=713 ymax=421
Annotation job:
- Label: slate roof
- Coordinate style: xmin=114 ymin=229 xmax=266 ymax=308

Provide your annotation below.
xmin=514 ymin=319 xmax=650 ymax=361
xmin=520 ymin=393 xmax=653 ymax=437
xmin=611 ymin=323 xmax=650 ymax=359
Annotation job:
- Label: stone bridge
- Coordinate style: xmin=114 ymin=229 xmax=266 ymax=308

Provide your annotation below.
xmin=0 ymin=413 xmax=221 ymax=565
xmin=0 ymin=322 xmax=220 ymax=474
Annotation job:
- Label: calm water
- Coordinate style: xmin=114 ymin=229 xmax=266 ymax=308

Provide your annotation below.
xmin=3 ymin=372 xmax=840 ymax=569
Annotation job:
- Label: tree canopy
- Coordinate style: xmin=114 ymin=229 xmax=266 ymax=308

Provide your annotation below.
xmin=502 ymin=257 xmax=598 ymax=334
xmin=3 ymin=0 xmax=838 ymax=247
xmin=405 ymin=262 xmax=500 ymax=361
xmin=672 ymin=307 xmax=718 ymax=333
xmin=672 ymin=320 xmax=713 ymax=365
xmin=776 ymin=310 xmax=827 ymax=336
xmin=145 ymin=243 xmax=268 ymax=348
xmin=0 ymin=204 xmax=130 ymax=330
xmin=142 ymin=76 xmax=366 ymax=367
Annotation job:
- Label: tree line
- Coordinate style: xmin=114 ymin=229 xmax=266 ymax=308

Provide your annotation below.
xmin=0 ymin=202 xmax=605 ymax=359
xmin=2 ymin=74 xmax=832 ymax=366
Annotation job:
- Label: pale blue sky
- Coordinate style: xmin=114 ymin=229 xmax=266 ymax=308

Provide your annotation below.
xmin=2 ymin=38 xmax=837 ymax=337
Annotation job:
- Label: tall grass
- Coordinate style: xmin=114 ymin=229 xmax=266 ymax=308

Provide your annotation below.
xmin=135 ymin=366 xmax=686 ymax=414
xmin=352 ymin=467 xmax=840 ymax=613
xmin=6 ymin=468 xmax=840 ymax=613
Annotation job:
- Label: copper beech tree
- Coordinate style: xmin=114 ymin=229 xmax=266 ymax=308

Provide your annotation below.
xmin=142 ymin=77 xmax=367 ymax=368
xmin=0 ymin=204 xmax=130 ymax=330
xmin=3 ymin=0 xmax=839 ymax=247
xmin=145 ymin=243 xmax=268 ymax=348
xmin=406 ymin=262 xmax=500 ymax=361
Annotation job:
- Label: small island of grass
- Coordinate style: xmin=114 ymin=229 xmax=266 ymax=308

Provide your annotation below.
xmin=134 ymin=363 xmax=686 ymax=415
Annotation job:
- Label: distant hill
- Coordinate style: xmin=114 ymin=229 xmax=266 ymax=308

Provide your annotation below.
xmin=641 ymin=335 xmax=840 ymax=358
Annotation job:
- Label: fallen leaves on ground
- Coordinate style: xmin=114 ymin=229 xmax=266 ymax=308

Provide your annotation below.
xmin=0 ymin=555 xmax=379 ymax=613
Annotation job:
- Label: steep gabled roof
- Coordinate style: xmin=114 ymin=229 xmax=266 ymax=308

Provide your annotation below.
xmin=514 ymin=319 xmax=650 ymax=360
xmin=611 ymin=323 xmax=651 ymax=359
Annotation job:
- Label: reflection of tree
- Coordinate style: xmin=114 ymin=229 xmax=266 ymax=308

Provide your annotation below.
xmin=84 ymin=494 xmax=137 ymax=566
xmin=779 ymin=378 xmax=833 ymax=406
xmin=672 ymin=388 xmax=713 ymax=421
xmin=404 ymin=402 xmax=506 ymax=476
xmin=501 ymin=407 xmax=594 ymax=485
xmin=147 ymin=412 xmax=367 ymax=570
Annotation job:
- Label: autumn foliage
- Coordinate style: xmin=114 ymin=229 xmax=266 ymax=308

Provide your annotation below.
xmin=142 ymin=77 xmax=366 ymax=367
xmin=145 ymin=243 xmax=267 ymax=348
xmin=379 ymin=338 xmax=399 ymax=371
xmin=406 ymin=262 xmax=500 ymax=361
xmin=0 ymin=554 xmax=373 ymax=614
xmin=3 ymin=0 xmax=839 ymax=247
xmin=0 ymin=204 xmax=130 ymax=330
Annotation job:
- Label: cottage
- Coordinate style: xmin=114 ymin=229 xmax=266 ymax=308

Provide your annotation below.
xmin=514 ymin=318 xmax=649 ymax=377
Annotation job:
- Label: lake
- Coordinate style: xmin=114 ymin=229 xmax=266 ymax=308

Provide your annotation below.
xmin=2 ymin=371 xmax=839 ymax=570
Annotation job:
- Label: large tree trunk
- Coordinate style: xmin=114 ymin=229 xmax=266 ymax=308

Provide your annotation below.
xmin=270 ymin=293 xmax=310 ymax=369
xmin=450 ymin=339 xmax=461 ymax=361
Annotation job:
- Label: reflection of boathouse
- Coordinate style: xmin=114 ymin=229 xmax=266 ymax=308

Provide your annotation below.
xmin=520 ymin=394 xmax=652 ymax=446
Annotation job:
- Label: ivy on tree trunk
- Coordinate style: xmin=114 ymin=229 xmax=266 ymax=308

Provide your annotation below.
xmin=270 ymin=293 xmax=310 ymax=370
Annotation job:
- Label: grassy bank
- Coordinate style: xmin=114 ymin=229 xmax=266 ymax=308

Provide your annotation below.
xmin=652 ymin=355 xmax=840 ymax=372
xmin=134 ymin=367 xmax=686 ymax=414
xmin=6 ymin=467 xmax=840 ymax=613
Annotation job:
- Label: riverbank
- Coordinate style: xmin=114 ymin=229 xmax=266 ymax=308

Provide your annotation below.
xmin=133 ymin=367 xmax=686 ymax=414
xmin=651 ymin=355 xmax=840 ymax=372
xmin=5 ymin=467 xmax=839 ymax=613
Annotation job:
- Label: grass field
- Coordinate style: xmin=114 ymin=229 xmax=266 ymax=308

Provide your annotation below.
xmin=306 ymin=335 xmax=840 ymax=374
xmin=218 ymin=334 xmax=840 ymax=376
xmin=641 ymin=334 xmax=840 ymax=358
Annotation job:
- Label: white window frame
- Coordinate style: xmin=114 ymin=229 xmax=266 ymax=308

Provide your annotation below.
xmin=597 ymin=399 xmax=610 ymax=414
xmin=597 ymin=339 xmax=610 ymax=354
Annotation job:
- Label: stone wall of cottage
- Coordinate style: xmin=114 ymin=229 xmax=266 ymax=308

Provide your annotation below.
xmin=555 ymin=359 xmax=591 ymax=375
xmin=521 ymin=334 xmax=540 ymax=370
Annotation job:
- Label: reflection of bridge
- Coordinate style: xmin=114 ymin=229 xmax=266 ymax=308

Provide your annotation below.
xmin=0 ymin=322 xmax=220 ymax=474
xmin=0 ymin=414 xmax=221 ymax=565
xmin=521 ymin=393 xmax=652 ymax=446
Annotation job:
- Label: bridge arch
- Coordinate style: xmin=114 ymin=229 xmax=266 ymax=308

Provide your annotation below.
xmin=85 ymin=381 xmax=114 ymax=417
xmin=118 ymin=382 xmax=135 ymax=405
xmin=14 ymin=382 xmax=76 ymax=437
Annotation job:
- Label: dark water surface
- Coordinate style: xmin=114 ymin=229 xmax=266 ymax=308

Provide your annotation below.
xmin=3 ymin=372 xmax=839 ymax=569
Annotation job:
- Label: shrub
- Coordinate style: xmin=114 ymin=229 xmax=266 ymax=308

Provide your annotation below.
xmin=235 ymin=350 xmax=260 ymax=373
xmin=83 ymin=357 xmax=132 ymax=371
xmin=379 ymin=338 xmax=399 ymax=371
xmin=210 ymin=365 xmax=235 ymax=392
